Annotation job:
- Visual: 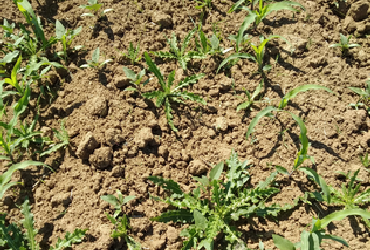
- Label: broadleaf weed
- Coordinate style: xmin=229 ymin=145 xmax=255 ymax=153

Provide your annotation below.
xmin=149 ymin=150 xmax=300 ymax=249
xmin=142 ymin=52 xmax=206 ymax=132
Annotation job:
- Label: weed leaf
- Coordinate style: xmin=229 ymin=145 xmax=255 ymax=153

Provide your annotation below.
xmin=150 ymin=209 xmax=194 ymax=223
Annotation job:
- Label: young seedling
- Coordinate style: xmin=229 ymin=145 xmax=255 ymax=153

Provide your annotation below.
xmin=80 ymin=47 xmax=112 ymax=69
xmin=55 ymin=20 xmax=83 ymax=62
xmin=118 ymin=42 xmax=142 ymax=65
xmin=40 ymin=119 xmax=70 ymax=156
xmin=194 ymin=0 xmax=212 ymax=23
xmin=328 ymin=169 xmax=370 ymax=210
xmin=229 ymin=0 xmax=305 ymax=29
xmin=246 ymin=85 xmax=333 ymax=173
xmin=100 ymin=190 xmax=141 ymax=249
xmin=122 ymin=66 xmax=149 ymax=92
xmin=360 ymin=153 xmax=369 ymax=170
xmin=272 ymin=209 xmax=370 ymax=250
xmin=329 ymin=33 xmax=361 ymax=54
xmin=79 ymin=0 xmax=113 ymax=18
xmin=0 ymin=198 xmax=87 ymax=250
xmin=142 ymin=52 xmax=206 ymax=132
xmin=348 ymin=79 xmax=370 ymax=115
xmin=0 ymin=159 xmax=49 ymax=199
xmin=148 ymin=150 xmax=299 ymax=249
xmin=216 ymin=21 xmax=255 ymax=73
xmin=13 ymin=0 xmax=58 ymax=55
xmin=152 ymin=29 xmax=206 ymax=71
xmin=237 ymin=79 xmax=264 ymax=111
xmin=193 ymin=25 xmax=224 ymax=57
xmin=249 ymin=35 xmax=289 ymax=73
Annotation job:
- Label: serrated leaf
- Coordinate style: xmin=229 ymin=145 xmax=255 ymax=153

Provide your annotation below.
xmin=150 ymin=209 xmax=193 ymax=223
xmin=194 ymin=209 xmax=206 ymax=230
xmin=20 ymin=199 xmax=39 ymax=250
xmin=145 ymin=52 xmax=165 ymax=89
xmin=50 ymin=229 xmax=87 ymax=250
xmin=174 ymin=73 xmax=204 ymax=91
xmin=148 ymin=176 xmax=183 ymax=195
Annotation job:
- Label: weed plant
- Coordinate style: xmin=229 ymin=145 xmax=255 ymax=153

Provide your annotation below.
xmin=0 ymin=198 xmax=87 ymax=250
xmin=152 ymin=29 xmax=206 ymax=71
xmin=246 ymin=85 xmax=333 ymax=172
xmin=142 ymin=52 xmax=206 ymax=132
xmin=100 ymin=190 xmax=141 ymax=249
xmin=329 ymin=33 xmax=361 ymax=55
xmin=149 ymin=150 xmax=300 ymax=249
xmin=79 ymin=0 xmax=113 ymax=18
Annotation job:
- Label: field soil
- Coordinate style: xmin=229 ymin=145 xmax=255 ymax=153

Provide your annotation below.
xmin=1 ymin=0 xmax=370 ymax=249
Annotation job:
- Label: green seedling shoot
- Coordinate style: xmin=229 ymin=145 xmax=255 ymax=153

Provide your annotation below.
xmin=118 ymin=42 xmax=141 ymax=65
xmin=100 ymin=191 xmax=141 ymax=249
xmin=216 ymin=20 xmax=256 ymax=73
xmin=122 ymin=66 xmax=149 ymax=92
xmin=149 ymin=150 xmax=300 ymax=249
xmin=348 ymin=79 xmax=370 ymax=115
xmin=55 ymin=20 xmax=83 ymax=61
xmin=0 ymin=159 xmax=49 ymax=199
xmin=237 ymin=79 xmax=264 ymax=112
xmin=194 ymin=0 xmax=212 ymax=23
xmin=250 ymin=35 xmax=289 ymax=73
xmin=272 ymin=209 xmax=370 ymax=250
xmin=79 ymin=0 xmax=113 ymax=18
xmin=142 ymin=52 xmax=206 ymax=132
xmin=152 ymin=28 xmax=206 ymax=71
xmin=193 ymin=24 xmax=224 ymax=57
xmin=0 ymin=197 xmax=87 ymax=250
xmin=246 ymin=85 xmax=333 ymax=173
xmin=329 ymin=33 xmax=361 ymax=54
xmin=229 ymin=0 xmax=305 ymax=29
xmin=13 ymin=0 xmax=58 ymax=55
xmin=40 ymin=119 xmax=70 ymax=156
xmin=80 ymin=47 xmax=112 ymax=69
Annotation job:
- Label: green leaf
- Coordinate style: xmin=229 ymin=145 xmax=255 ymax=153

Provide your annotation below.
xmin=122 ymin=67 xmax=136 ymax=80
xmin=50 ymin=229 xmax=87 ymax=250
xmin=1 ymin=161 xmax=47 ymax=199
xmin=0 ymin=51 xmax=19 ymax=64
xmin=174 ymin=73 xmax=205 ymax=91
xmin=236 ymin=12 xmax=257 ymax=52
xmin=246 ymin=106 xmax=277 ymax=139
xmin=300 ymin=168 xmax=331 ymax=205
xmin=279 ymin=85 xmax=333 ymax=109
xmin=265 ymin=1 xmax=305 ymax=16
xmin=194 ymin=209 xmax=206 ymax=230
xmin=320 ymin=234 xmax=348 ymax=247
xmin=177 ymin=91 xmax=206 ymax=105
xmin=147 ymin=176 xmax=183 ymax=195
xmin=55 ymin=20 xmax=66 ymax=39
xmin=321 ymin=208 xmax=370 ymax=228
xmin=217 ymin=53 xmax=255 ymax=73
xmin=210 ymin=162 xmax=224 ymax=182
xmin=273 ymin=234 xmax=295 ymax=250
xmin=21 ymin=198 xmax=39 ymax=250
xmin=152 ymin=51 xmax=177 ymax=59
xmin=145 ymin=52 xmax=165 ymax=89
xmin=150 ymin=209 xmax=194 ymax=223
xmin=92 ymin=47 xmax=100 ymax=64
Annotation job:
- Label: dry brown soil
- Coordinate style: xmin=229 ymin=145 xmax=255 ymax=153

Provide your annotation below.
xmin=1 ymin=0 xmax=370 ymax=249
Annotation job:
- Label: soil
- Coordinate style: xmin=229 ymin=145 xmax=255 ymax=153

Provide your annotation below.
xmin=1 ymin=0 xmax=370 ymax=249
